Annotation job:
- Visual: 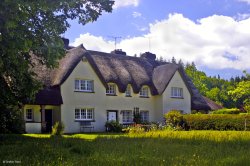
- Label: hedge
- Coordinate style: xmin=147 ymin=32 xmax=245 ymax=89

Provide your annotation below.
xmin=211 ymin=108 xmax=240 ymax=114
xmin=183 ymin=114 xmax=250 ymax=131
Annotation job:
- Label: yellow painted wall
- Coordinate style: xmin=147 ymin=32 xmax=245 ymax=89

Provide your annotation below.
xmin=162 ymin=71 xmax=191 ymax=115
xmin=23 ymin=105 xmax=60 ymax=133
xmin=24 ymin=59 xmax=192 ymax=133
xmin=60 ymin=59 xmax=163 ymax=133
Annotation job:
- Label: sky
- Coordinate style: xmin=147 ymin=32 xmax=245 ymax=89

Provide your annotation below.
xmin=64 ymin=0 xmax=250 ymax=79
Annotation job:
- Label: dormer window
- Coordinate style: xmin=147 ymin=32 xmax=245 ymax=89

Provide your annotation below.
xmin=106 ymin=83 xmax=116 ymax=95
xmin=171 ymin=87 xmax=183 ymax=98
xmin=125 ymin=85 xmax=132 ymax=97
xmin=75 ymin=79 xmax=94 ymax=92
xmin=139 ymin=86 xmax=149 ymax=97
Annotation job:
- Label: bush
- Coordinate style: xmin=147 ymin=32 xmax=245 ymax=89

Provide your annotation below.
xmin=52 ymin=122 xmax=64 ymax=135
xmin=212 ymin=108 xmax=240 ymax=114
xmin=183 ymin=114 xmax=250 ymax=131
xmin=105 ymin=121 xmax=122 ymax=132
xmin=0 ymin=106 xmax=25 ymax=133
xmin=127 ymin=124 xmax=145 ymax=134
xmin=164 ymin=110 xmax=186 ymax=130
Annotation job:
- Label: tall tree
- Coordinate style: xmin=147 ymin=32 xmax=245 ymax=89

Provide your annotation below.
xmin=228 ymin=81 xmax=250 ymax=112
xmin=0 ymin=0 xmax=114 ymax=133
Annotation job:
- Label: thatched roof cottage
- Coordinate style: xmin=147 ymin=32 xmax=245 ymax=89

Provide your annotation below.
xmin=24 ymin=41 xmax=212 ymax=133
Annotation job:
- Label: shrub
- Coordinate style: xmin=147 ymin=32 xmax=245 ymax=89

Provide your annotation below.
xmin=0 ymin=106 xmax=25 ymax=133
xmin=212 ymin=108 xmax=240 ymax=114
xmin=164 ymin=110 xmax=186 ymax=129
xmin=52 ymin=121 xmax=64 ymax=135
xmin=183 ymin=114 xmax=250 ymax=131
xmin=105 ymin=121 xmax=122 ymax=132
xmin=127 ymin=124 xmax=145 ymax=134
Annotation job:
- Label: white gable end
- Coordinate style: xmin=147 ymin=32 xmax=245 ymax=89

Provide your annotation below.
xmin=162 ymin=70 xmax=191 ymax=114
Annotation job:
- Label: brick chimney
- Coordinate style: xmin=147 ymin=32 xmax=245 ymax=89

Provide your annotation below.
xmin=141 ymin=52 xmax=156 ymax=61
xmin=111 ymin=49 xmax=126 ymax=56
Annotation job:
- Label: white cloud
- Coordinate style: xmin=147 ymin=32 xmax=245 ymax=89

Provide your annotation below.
xmin=234 ymin=13 xmax=250 ymax=21
xmin=113 ymin=0 xmax=140 ymax=9
xmin=132 ymin=11 xmax=142 ymax=18
xmin=238 ymin=0 xmax=250 ymax=4
xmin=72 ymin=14 xmax=250 ymax=70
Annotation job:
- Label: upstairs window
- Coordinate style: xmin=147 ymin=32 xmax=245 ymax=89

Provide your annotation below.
xmin=125 ymin=85 xmax=132 ymax=97
xmin=75 ymin=79 xmax=94 ymax=92
xmin=106 ymin=83 xmax=116 ymax=95
xmin=171 ymin=87 xmax=183 ymax=98
xmin=26 ymin=109 xmax=33 ymax=121
xmin=139 ymin=86 xmax=149 ymax=97
xmin=75 ymin=108 xmax=94 ymax=121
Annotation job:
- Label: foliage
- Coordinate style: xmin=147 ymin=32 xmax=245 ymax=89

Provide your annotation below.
xmin=183 ymin=114 xmax=250 ymax=131
xmin=183 ymin=61 xmax=249 ymax=108
xmin=185 ymin=62 xmax=208 ymax=95
xmin=52 ymin=122 xmax=64 ymax=135
xmin=105 ymin=121 xmax=122 ymax=132
xmin=1 ymin=132 xmax=250 ymax=165
xmin=127 ymin=124 xmax=145 ymax=134
xmin=0 ymin=0 xmax=114 ymax=133
xmin=133 ymin=110 xmax=141 ymax=124
xmin=164 ymin=110 xmax=185 ymax=129
xmin=0 ymin=106 xmax=25 ymax=133
xmin=212 ymin=108 xmax=240 ymax=114
xmin=228 ymin=81 xmax=250 ymax=111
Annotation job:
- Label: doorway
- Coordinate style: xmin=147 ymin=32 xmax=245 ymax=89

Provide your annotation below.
xmin=45 ymin=109 xmax=52 ymax=132
xmin=107 ymin=110 xmax=118 ymax=122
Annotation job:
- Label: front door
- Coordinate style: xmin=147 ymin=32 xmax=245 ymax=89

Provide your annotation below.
xmin=45 ymin=109 xmax=52 ymax=132
xmin=107 ymin=111 xmax=117 ymax=122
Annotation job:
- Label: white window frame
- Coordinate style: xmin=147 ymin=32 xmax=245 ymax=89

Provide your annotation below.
xmin=75 ymin=79 xmax=94 ymax=92
xmin=75 ymin=108 xmax=94 ymax=121
xmin=26 ymin=109 xmax=33 ymax=121
xmin=106 ymin=83 xmax=116 ymax=95
xmin=139 ymin=86 xmax=149 ymax=97
xmin=125 ymin=85 xmax=132 ymax=97
xmin=140 ymin=111 xmax=149 ymax=122
xmin=171 ymin=87 xmax=183 ymax=98
xmin=122 ymin=110 xmax=133 ymax=123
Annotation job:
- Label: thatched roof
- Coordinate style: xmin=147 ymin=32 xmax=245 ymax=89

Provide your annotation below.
xmin=203 ymin=96 xmax=223 ymax=110
xmin=30 ymin=45 xmax=210 ymax=110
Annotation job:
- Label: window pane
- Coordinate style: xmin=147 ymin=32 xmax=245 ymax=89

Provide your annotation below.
xmin=87 ymin=109 xmax=93 ymax=119
xmin=106 ymin=84 xmax=115 ymax=94
xmin=140 ymin=111 xmax=149 ymax=122
xmin=26 ymin=109 xmax=33 ymax=120
xmin=122 ymin=110 xmax=132 ymax=123
xmin=75 ymin=109 xmax=80 ymax=119
xmin=171 ymin=87 xmax=183 ymax=97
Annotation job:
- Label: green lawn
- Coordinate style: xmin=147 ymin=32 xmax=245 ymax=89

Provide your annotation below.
xmin=1 ymin=131 xmax=250 ymax=165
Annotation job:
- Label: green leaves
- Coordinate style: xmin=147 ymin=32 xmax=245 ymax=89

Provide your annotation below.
xmin=0 ymin=0 xmax=114 ymax=133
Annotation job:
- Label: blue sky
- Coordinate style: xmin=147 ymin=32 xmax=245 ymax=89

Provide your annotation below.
xmin=64 ymin=0 xmax=250 ymax=79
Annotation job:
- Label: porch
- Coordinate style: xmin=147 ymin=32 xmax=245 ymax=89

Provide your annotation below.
xmin=24 ymin=105 xmax=61 ymax=133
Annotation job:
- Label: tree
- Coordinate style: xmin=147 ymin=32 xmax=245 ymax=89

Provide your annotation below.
xmin=185 ymin=62 xmax=208 ymax=95
xmin=0 ymin=0 xmax=114 ymax=133
xmin=228 ymin=81 xmax=250 ymax=112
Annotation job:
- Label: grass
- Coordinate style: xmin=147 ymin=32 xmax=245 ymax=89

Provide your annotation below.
xmin=1 ymin=131 xmax=250 ymax=165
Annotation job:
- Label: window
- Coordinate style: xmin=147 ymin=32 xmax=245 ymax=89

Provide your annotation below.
xmin=125 ymin=85 xmax=132 ymax=97
xmin=106 ymin=83 xmax=116 ymax=95
xmin=75 ymin=108 xmax=94 ymax=120
xmin=171 ymin=87 xmax=183 ymax=98
xmin=26 ymin=109 xmax=33 ymax=121
xmin=140 ymin=111 xmax=149 ymax=122
xmin=139 ymin=86 xmax=149 ymax=97
xmin=75 ymin=79 xmax=94 ymax=92
xmin=122 ymin=110 xmax=133 ymax=123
